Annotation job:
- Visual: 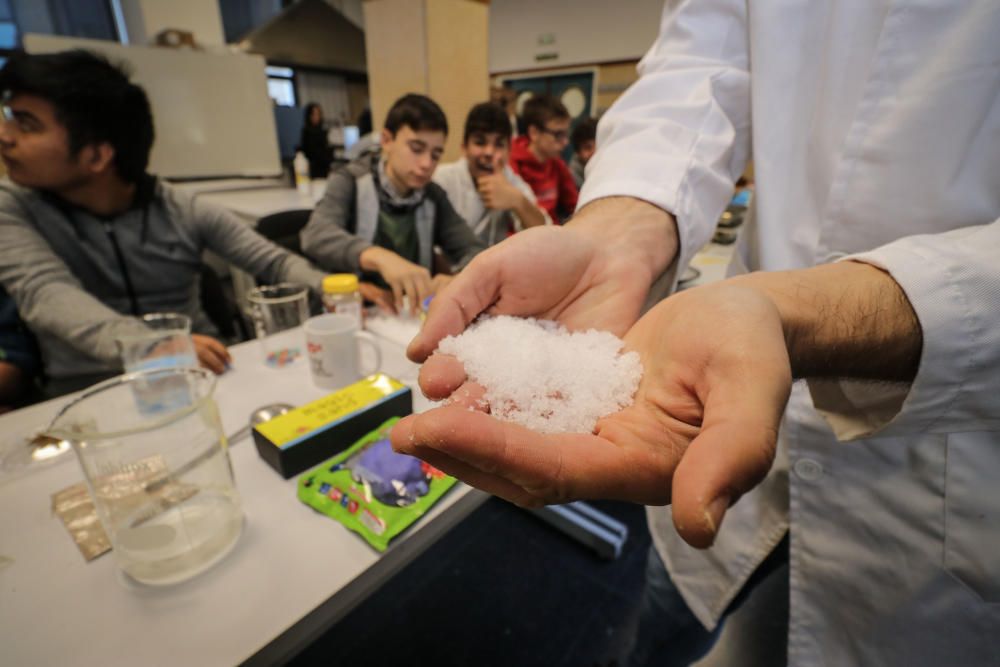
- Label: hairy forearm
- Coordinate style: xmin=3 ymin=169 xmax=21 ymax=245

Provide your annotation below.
xmin=736 ymin=262 xmax=922 ymax=382
xmin=570 ymin=196 xmax=678 ymax=287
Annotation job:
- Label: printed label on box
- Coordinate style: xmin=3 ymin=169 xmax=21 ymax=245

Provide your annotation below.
xmin=255 ymin=374 xmax=406 ymax=447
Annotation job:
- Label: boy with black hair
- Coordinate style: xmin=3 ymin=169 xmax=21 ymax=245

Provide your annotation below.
xmin=569 ymin=117 xmax=597 ymax=188
xmin=0 ymin=50 xmax=329 ymax=396
xmin=509 ymin=94 xmax=579 ymax=221
xmin=489 ymin=84 xmax=519 ymax=138
xmin=433 ymin=102 xmax=547 ymax=246
xmin=301 ymin=93 xmax=485 ymax=313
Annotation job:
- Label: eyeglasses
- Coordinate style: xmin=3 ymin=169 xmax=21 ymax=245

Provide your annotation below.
xmin=540 ymin=126 xmax=569 ymax=142
xmin=1 ymin=91 xmax=14 ymax=124
xmin=1 ymin=97 xmax=40 ymax=134
xmin=1 ymin=104 xmax=30 ymax=134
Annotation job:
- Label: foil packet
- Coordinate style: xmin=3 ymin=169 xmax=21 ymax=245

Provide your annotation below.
xmin=297 ymin=417 xmax=456 ymax=551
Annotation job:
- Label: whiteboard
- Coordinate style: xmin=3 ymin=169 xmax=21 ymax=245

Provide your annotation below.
xmin=24 ymin=34 xmax=282 ymax=180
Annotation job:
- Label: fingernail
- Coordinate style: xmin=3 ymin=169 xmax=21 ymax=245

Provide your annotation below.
xmin=392 ymin=430 xmax=415 ymax=453
xmin=704 ymin=495 xmax=730 ymax=536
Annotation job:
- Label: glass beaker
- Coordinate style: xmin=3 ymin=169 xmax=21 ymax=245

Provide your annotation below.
xmin=248 ymin=283 xmax=309 ymax=368
xmin=117 ymin=312 xmax=198 ymax=373
xmin=46 ymin=367 xmax=243 ymax=586
xmin=116 ymin=313 xmax=199 ymax=416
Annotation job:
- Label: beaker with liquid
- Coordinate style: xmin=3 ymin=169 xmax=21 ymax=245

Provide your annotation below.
xmin=248 ymin=283 xmax=309 ymax=368
xmin=116 ymin=313 xmax=199 ymax=415
xmin=117 ymin=312 xmax=197 ymax=372
xmin=47 ymin=367 xmax=243 ymax=586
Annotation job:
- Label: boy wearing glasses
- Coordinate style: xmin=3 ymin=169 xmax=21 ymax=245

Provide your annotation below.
xmin=433 ymin=102 xmax=548 ymax=246
xmin=509 ymin=94 xmax=579 ymax=222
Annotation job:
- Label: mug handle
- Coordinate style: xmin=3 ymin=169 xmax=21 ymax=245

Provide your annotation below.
xmin=355 ymin=331 xmax=383 ymax=377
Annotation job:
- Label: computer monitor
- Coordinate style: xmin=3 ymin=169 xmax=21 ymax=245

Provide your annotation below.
xmin=342 ymin=125 xmax=360 ymax=150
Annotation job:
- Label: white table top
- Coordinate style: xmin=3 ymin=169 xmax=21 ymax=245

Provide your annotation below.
xmin=196 ymin=182 xmax=327 ymax=223
xmin=167 ymin=177 xmax=289 ymax=196
xmin=0 ymin=326 xmax=485 ymax=666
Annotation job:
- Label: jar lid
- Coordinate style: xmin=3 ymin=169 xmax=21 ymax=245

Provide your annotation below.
xmin=322 ymin=273 xmax=359 ymax=293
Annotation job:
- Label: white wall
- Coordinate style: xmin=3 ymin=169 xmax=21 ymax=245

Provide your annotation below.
xmin=488 ymin=0 xmax=664 ymax=72
xmin=297 ymin=70 xmax=351 ymax=123
xmin=26 ymin=34 xmax=281 ymax=179
xmin=120 ymin=0 xmax=226 ymax=46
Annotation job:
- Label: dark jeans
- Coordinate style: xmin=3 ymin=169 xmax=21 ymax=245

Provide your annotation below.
xmin=626 ymin=533 xmax=790 ymax=667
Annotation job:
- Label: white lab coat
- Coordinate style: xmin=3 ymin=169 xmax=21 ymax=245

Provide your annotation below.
xmin=579 ymin=1 xmax=1000 ymax=664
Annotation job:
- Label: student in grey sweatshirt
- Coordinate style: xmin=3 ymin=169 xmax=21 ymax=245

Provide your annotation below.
xmin=0 ymin=50 xmax=327 ymax=396
xmin=301 ymin=94 xmax=485 ymax=314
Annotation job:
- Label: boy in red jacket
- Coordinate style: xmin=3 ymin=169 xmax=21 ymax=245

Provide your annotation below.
xmin=509 ymin=94 xmax=579 ymax=222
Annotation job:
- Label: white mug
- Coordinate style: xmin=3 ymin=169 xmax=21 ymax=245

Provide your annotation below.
xmin=304 ymin=314 xmax=383 ymax=389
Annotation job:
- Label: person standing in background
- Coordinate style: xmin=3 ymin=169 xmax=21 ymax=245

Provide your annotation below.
xmin=299 ymin=102 xmax=333 ymax=179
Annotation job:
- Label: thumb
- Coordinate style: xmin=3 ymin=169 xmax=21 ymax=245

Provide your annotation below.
xmin=670 ymin=358 xmax=790 ymax=548
xmin=407 ymin=246 xmax=504 ymax=361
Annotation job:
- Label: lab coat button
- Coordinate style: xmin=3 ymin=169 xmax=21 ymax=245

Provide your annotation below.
xmin=794 ymin=458 xmax=823 ymax=481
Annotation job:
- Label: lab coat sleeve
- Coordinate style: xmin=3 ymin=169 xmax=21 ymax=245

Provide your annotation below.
xmin=808 ymin=220 xmax=1000 ymax=439
xmin=578 ymin=0 xmax=751 ymax=284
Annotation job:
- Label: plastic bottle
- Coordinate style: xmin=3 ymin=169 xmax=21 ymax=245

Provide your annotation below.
xmin=322 ymin=274 xmax=363 ymax=327
xmin=293 ymin=151 xmax=311 ymax=196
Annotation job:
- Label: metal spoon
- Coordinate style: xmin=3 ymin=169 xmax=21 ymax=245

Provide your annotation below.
xmin=226 ymin=402 xmax=294 ymax=445
xmin=0 ymin=432 xmax=72 ymax=471
xmin=144 ymin=402 xmax=293 ymax=494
